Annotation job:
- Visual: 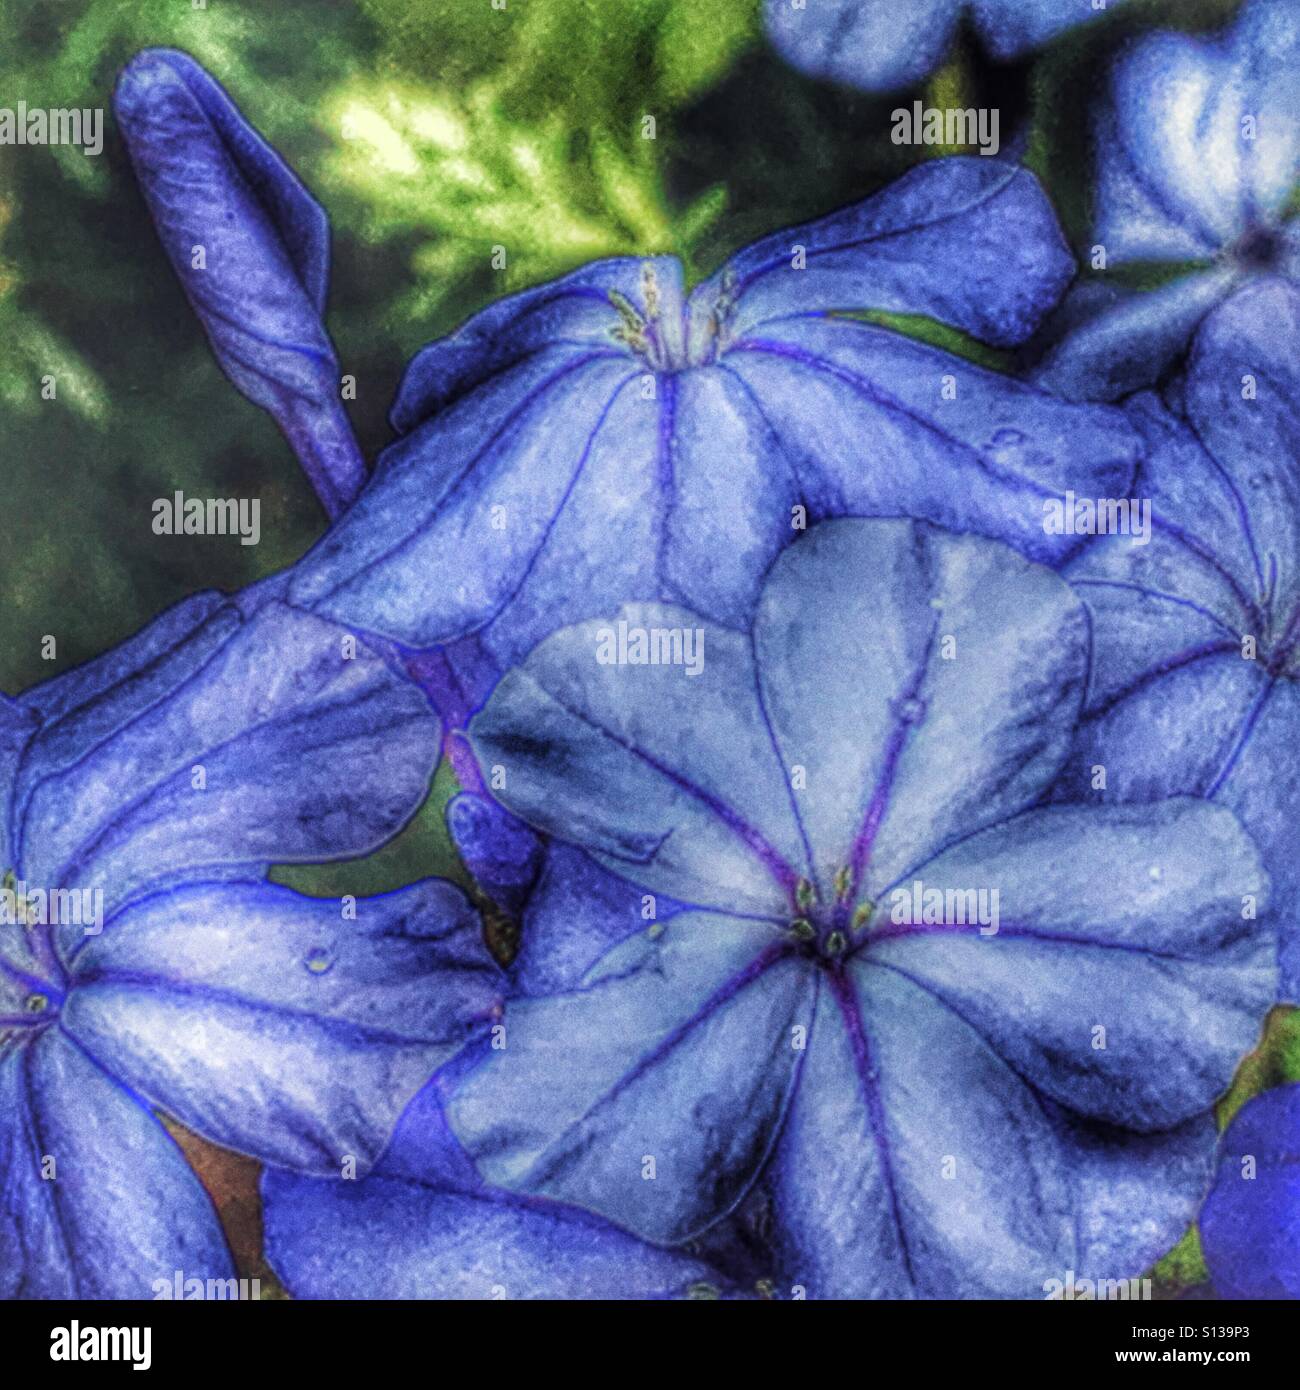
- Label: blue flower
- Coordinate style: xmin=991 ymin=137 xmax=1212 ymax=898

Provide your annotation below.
xmin=260 ymin=1056 xmax=773 ymax=1300
xmin=1033 ymin=0 xmax=1300 ymax=401
xmin=1054 ymin=279 xmax=1300 ymax=1000
xmin=289 ymin=157 xmax=1141 ymax=678
xmin=764 ymin=0 xmax=1129 ymax=94
xmin=1200 ymin=1083 xmax=1300 ymax=1299
xmin=115 ymin=49 xmax=365 ymax=516
xmin=446 ymin=518 xmax=1272 ymax=1298
xmin=0 ymin=593 xmax=501 ymax=1297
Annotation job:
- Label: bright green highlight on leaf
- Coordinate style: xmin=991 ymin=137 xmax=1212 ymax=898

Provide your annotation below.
xmin=839 ymin=308 xmax=1014 ymax=374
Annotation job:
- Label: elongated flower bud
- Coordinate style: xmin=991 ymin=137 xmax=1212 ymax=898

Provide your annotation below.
xmin=115 ymin=48 xmax=364 ymax=516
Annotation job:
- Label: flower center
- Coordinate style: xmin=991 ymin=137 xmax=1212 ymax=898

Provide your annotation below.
xmin=1232 ymin=222 xmax=1284 ymax=272
xmin=787 ymin=869 xmax=870 ymax=964
xmin=607 ymin=264 xmax=737 ymax=373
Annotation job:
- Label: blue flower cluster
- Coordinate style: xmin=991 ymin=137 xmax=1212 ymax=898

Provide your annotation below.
xmin=5 ymin=4 xmax=1297 ymax=1299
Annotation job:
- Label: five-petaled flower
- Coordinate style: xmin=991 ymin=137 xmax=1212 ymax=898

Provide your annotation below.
xmin=288 ymin=158 xmax=1141 ymax=687
xmin=448 ymin=519 xmax=1274 ymax=1298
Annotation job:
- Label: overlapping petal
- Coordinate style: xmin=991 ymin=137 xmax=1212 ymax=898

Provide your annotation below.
xmin=450 ymin=912 xmax=810 ymax=1245
xmin=763 ymin=0 xmax=1126 ymax=92
xmin=262 ymin=1168 xmax=750 ymax=1300
xmin=752 ymin=519 xmax=1087 ymax=899
xmin=767 ymin=958 xmax=1074 ymax=1298
xmin=62 ymin=879 xmax=501 ymax=1175
xmin=472 ymin=521 xmax=1088 ymax=910
xmin=11 ymin=599 xmax=441 ymax=931
xmin=867 ymin=800 xmax=1273 ymax=1132
xmin=0 ymin=1030 xmax=233 ymax=1298
xmin=470 ymin=604 xmax=813 ymax=917
xmin=1058 ymin=280 xmax=1300 ymax=998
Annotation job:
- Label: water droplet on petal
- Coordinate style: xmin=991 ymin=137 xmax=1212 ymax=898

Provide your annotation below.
xmin=989 ymin=427 xmax=1025 ymax=450
xmin=304 ymin=947 xmax=333 ymax=975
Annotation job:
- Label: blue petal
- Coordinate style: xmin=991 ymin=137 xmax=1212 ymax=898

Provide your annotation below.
xmin=868 ymin=800 xmax=1274 ymax=1131
xmin=445 ymin=792 xmax=545 ymax=918
xmin=722 ymin=316 xmax=1142 ymax=565
xmin=0 ymin=694 xmax=38 ymax=871
xmin=1051 ymin=1108 xmax=1218 ymax=1288
xmin=294 ymin=346 xmax=648 ymax=660
xmin=1060 ymin=287 xmax=1300 ymax=997
xmin=14 ymin=601 xmax=441 ymax=928
xmin=693 ymin=158 xmax=1075 ymax=348
xmin=750 ymin=520 xmax=1089 ymax=902
xmin=768 ymin=958 xmax=1073 ymax=1298
xmin=1096 ymin=3 xmax=1300 ymax=265
xmin=764 ymin=0 xmax=1127 ymax=90
xmin=115 ymin=50 xmax=363 ymax=515
xmin=1207 ymin=679 xmax=1300 ymax=1001
xmin=972 ymin=0 xmax=1118 ymax=60
xmin=17 ymin=590 xmax=232 ymax=731
xmin=651 ymin=368 xmax=801 ymax=630
xmin=511 ymin=843 xmax=688 ymax=999
xmin=1030 ymin=270 xmax=1238 ymax=403
xmin=62 ymin=879 xmax=501 ymax=1174
xmin=1099 ymin=34 xmax=1248 ymax=258
xmin=1055 ymin=655 xmax=1300 ymax=999
xmin=448 ymin=913 xmax=812 ymax=1246
xmin=0 ymin=1029 xmax=232 ymax=1298
xmin=763 ymin=0 xmax=956 ymax=93
xmin=1231 ymin=0 xmax=1300 ymax=217
xmin=1061 ymin=652 xmax=1268 ymax=805
xmin=261 ymin=1169 xmax=749 ymax=1300
xmin=1201 ymin=1083 xmax=1300 ymax=1299
xmin=470 ymin=602 xmax=814 ymax=917
xmin=1184 ymin=279 xmax=1300 ymax=618
xmin=1063 ymin=390 xmax=1261 ymax=715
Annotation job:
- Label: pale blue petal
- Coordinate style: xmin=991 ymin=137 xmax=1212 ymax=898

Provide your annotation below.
xmin=469 ymin=605 xmax=812 ymax=917
xmin=769 ymin=959 xmax=1073 ymax=1298
xmin=753 ymin=519 xmax=1087 ymax=900
xmin=448 ymin=913 xmax=811 ymax=1246
xmin=63 ymin=879 xmax=501 ymax=1174
xmin=867 ymin=800 xmax=1275 ymax=1130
